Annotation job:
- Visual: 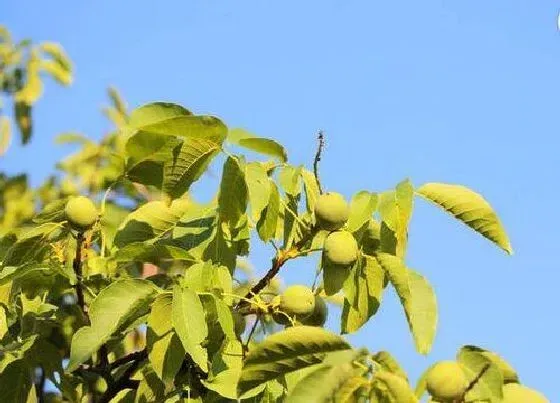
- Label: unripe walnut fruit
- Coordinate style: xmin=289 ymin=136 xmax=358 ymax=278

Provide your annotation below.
xmin=314 ymin=192 xmax=349 ymax=231
xmin=279 ymin=285 xmax=315 ymax=318
xmin=323 ymin=230 xmax=358 ymax=266
xmin=65 ymin=196 xmax=98 ymax=232
xmin=426 ymin=361 xmax=467 ymax=401
xmin=502 ymin=383 xmax=548 ymax=403
xmin=301 ymin=295 xmax=328 ymax=327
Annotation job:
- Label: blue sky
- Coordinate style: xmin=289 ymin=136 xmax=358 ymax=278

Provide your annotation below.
xmin=3 ymin=1 xmax=559 ymax=399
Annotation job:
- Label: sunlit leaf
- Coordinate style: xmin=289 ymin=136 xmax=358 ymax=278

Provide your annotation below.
xmin=245 ymin=162 xmax=271 ymax=222
xmin=218 ymin=156 xmax=248 ymax=227
xmin=67 ymin=279 xmax=156 ymax=370
xmin=113 ymin=199 xmax=190 ymax=248
xmin=347 ymin=191 xmax=378 ymax=233
xmin=229 ymin=128 xmax=287 ymax=162
xmin=417 ymin=182 xmax=513 ymax=254
xmin=457 ymin=347 xmax=504 ymax=402
xmin=237 ymin=326 xmax=351 ymax=396
xmin=172 ymin=285 xmax=208 ymax=372
xmin=0 ymin=117 xmax=11 ymax=156
xmin=375 ymin=253 xmax=437 ymax=354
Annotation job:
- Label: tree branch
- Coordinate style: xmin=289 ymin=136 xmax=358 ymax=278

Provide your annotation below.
xmin=313 ymin=130 xmax=325 ymax=194
xmin=73 ymin=232 xmax=87 ymax=320
xmin=460 ymin=363 xmax=491 ymax=402
xmin=236 ymin=227 xmax=317 ymax=310
xmin=98 ymin=355 xmax=144 ymax=403
xmin=108 ymin=350 xmax=148 ymax=371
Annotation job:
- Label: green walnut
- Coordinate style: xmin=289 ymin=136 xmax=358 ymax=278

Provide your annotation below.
xmin=65 ymin=196 xmax=98 ymax=232
xmin=314 ymin=192 xmax=349 ymax=231
xmin=301 ymin=295 xmax=328 ymax=326
xmin=361 ymin=219 xmax=381 ymax=255
xmin=279 ymin=285 xmax=315 ymax=318
xmin=323 ymin=230 xmax=359 ymax=266
xmin=502 ymin=383 xmax=548 ymax=403
xmin=480 ymin=351 xmax=518 ymax=383
xmin=272 ymin=285 xmax=316 ymax=325
xmin=426 ymin=361 xmax=467 ymax=401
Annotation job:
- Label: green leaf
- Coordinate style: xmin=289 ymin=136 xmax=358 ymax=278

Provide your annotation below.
xmin=32 ymin=198 xmax=67 ymax=224
xmin=347 ymin=191 xmax=378 ymax=233
xmin=228 ymin=128 xmax=287 ymax=162
xmin=40 ymin=42 xmax=72 ymax=72
xmin=323 ymin=259 xmax=352 ymax=296
xmin=68 ymin=279 xmax=156 ymax=371
xmin=286 ymin=364 xmax=353 ymax=403
xmin=245 ymin=162 xmax=271 ymax=222
xmin=40 ymin=59 xmax=72 ymax=85
xmin=372 ymin=351 xmax=408 ymax=380
xmin=113 ymin=199 xmax=190 ymax=248
xmin=3 ymin=223 xmax=66 ymax=266
xmin=53 ymin=132 xmax=91 ymax=145
xmin=301 ymin=169 xmax=320 ymax=214
xmin=14 ymin=101 xmax=32 ymax=145
xmin=172 ymin=285 xmax=208 ymax=372
xmin=257 ymin=180 xmax=280 ymax=242
xmin=204 ymin=340 xmax=245 ymax=399
xmin=107 ymin=86 xmax=127 ymax=116
xmin=218 ymin=156 xmax=248 ymax=227
xmin=137 ymin=114 xmax=227 ymax=141
xmin=417 ymin=182 xmax=513 ymax=254
xmin=375 ymin=253 xmax=437 ymax=354
xmin=148 ymin=332 xmax=185 ymax=386
xmin=0 ymin=117 xmax=11 ymax=156
xmin=129 ymin=102 xmax=192 ymax=130
xmin=378 ymin=179 xmax=414 ymax=258
xmin=112 ymin=242 xmax=197 ymax=264
xmin=148 ymin=293 xmax=173 ymax=336
xmin=457 ymin=347 xmax=504 ymax=402
xmin=334 ymin=376 xmax=370 ymax=403
xmin=286 ymin=349 xmax=368 ymax=403
xmin=374 ymin=370 xmax=417 ymax=403
xmin=341 ymin=258 xmax=382 ymax=334
xmin=0 ymin=360 xmax=33 ymax=403
xmin=237 ymin=326 xmax=351 ymax=396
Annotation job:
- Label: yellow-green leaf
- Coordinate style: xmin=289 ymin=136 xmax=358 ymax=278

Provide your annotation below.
xmin=417 ymin=182 xmax=513 ymax=254
xmin=375 ymin=253 xmax=437 ymax=355
xmin=238 ymin=326 xmax=351 ymax=396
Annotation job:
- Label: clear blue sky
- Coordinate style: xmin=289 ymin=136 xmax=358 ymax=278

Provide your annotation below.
xmin=3 ymin=1 xmax=559 ymax=399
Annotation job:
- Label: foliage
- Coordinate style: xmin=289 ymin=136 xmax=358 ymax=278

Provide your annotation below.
xmin=0 ymin=27 xmax=549 ymax=403
xmin=0 ymin=25 xmax=73 ymax=154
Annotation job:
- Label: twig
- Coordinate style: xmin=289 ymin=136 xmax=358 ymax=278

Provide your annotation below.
xmin=236 ymin=227 xmax=317 ymax=310
xmin=73 ymin=232 xmax=87 ymax=320
xmin=36 ymin=366 xmax=46 ymax=403
xmin=460 ymin=363 xmax=491 ymax=402
xmin=243 ymin=316 xmax=260 ymax=357
xmin=108 ymin=350 xmax=148 ymax=371
xmin=313 ymin=131 xmax=325 ymax=194
xmin=98 ymin=356 xmax=144 ymax=403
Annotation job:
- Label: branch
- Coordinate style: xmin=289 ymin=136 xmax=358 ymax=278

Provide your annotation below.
xmin=36 ymin=366 xmax=46 ymax=403
xmin=460 ymin=363 xmax=491 ymax=402
xmin=108 ymin=350 xmax=148 ymax=371
xmin=313 ymin=130 xmax=325 ymax=194
xmin=98 ymin=356 xmax=144 ymax=403
xmin=73 ymin=232 xmax=87 ymax=320
xmin=236 ymin=227 xmax=317 ymax=310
